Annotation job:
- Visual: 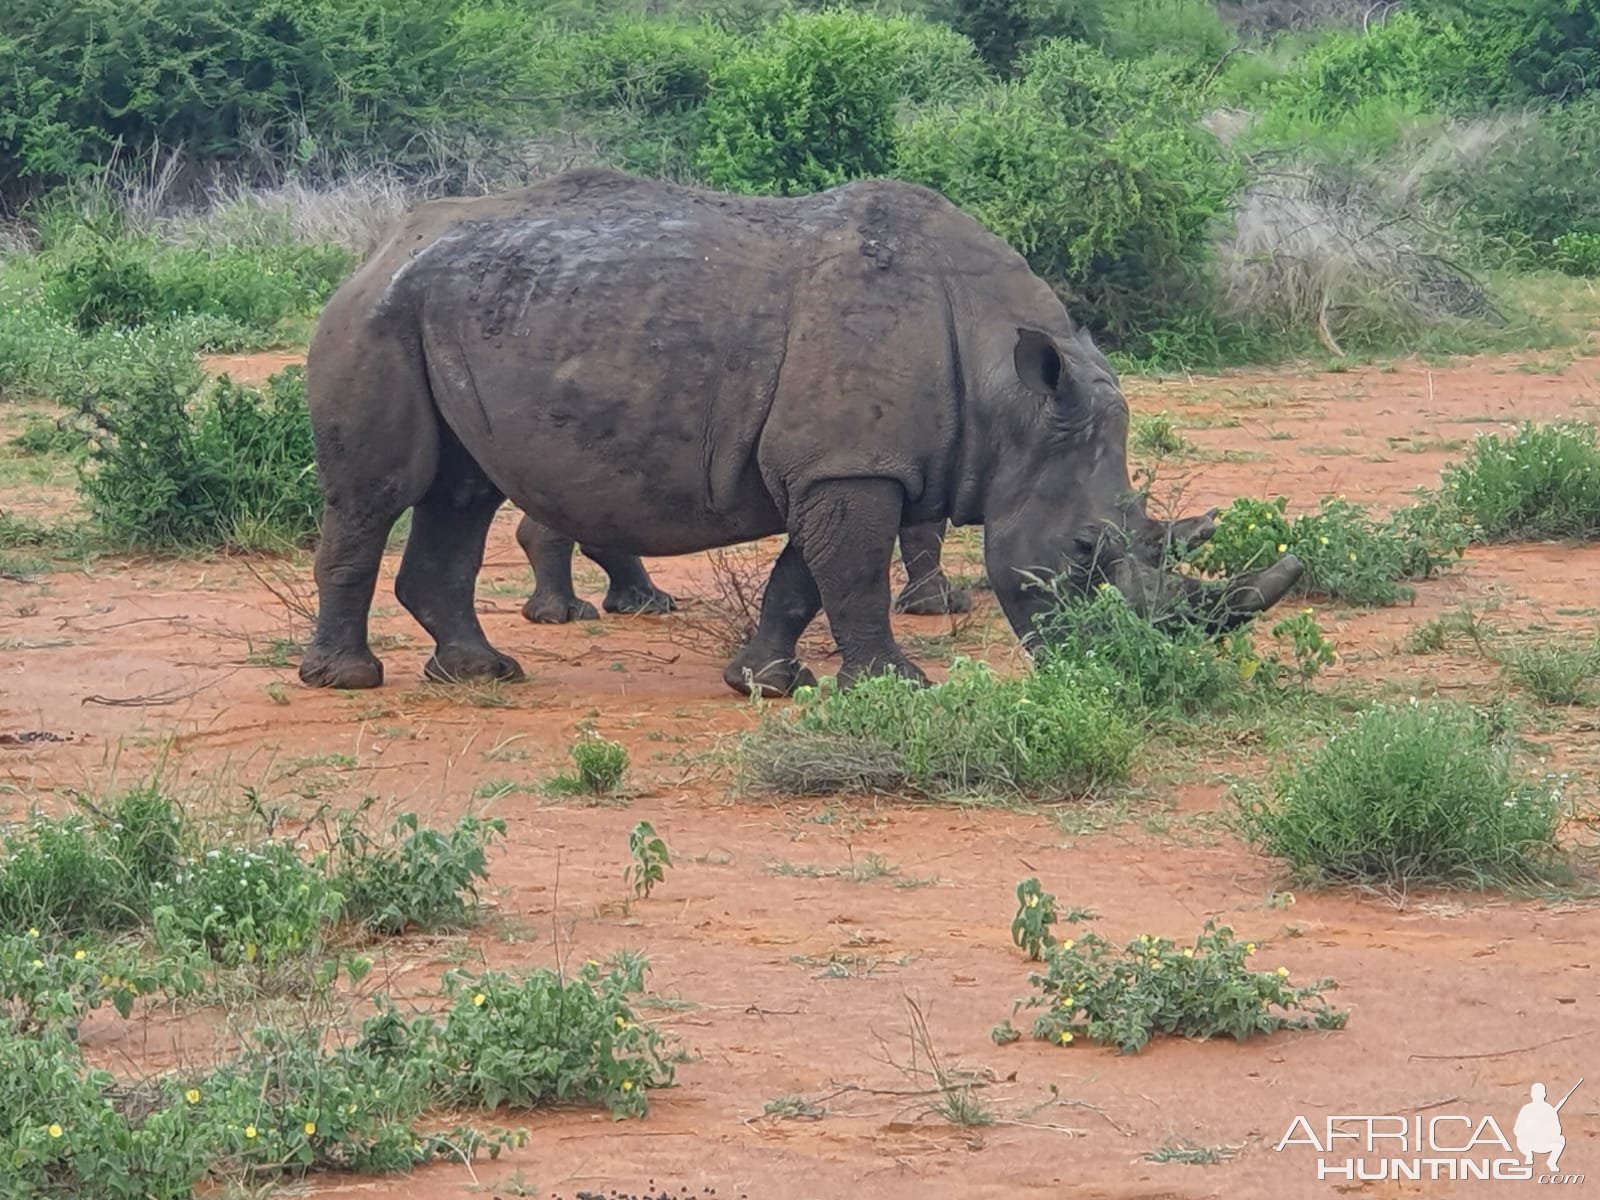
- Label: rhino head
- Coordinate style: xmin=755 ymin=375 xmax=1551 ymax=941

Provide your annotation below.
xmin=977 ymin=325 xmax=1303 ymax=646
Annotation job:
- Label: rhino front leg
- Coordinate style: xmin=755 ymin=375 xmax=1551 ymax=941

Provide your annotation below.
xmin=395 ymin=449 xmax=524 ymax=685
xmin=516 ymin=516 xmax=599 ymax=624
xmin=793 ymin=480 xmax=928 ymax=690
xmin=723 ymin=541 xmax=822 ymax=697
xmin=893 ymin=519 xmax=973 ymax=615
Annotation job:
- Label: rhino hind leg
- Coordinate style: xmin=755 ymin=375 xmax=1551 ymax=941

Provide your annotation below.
xmin=588 ymin=546 xmax=677 ymax=616
xmin=724 ymin=541 xmax=821 ymax=697
xmin=516 ymin=517 xmax=599 ymax=624
xmin=893 ymin=519 xmax=972 ymax=616
xmin=395 ymin=440 xmax=524 ymax=686
xmin=794 ymin=479 xmax=929 ymax=691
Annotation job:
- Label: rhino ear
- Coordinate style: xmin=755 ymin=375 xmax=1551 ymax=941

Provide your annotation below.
xmin=1013 ymin=327 xmax=1064 ymax=398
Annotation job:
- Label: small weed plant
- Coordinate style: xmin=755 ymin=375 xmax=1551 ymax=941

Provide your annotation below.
xmin=625 ymin=821 xmax=671 ymax=900
xmin=1002 ymin=909 xmax=1346 ymax=1055
xmin=738 ymin=657 xmax=1138 ymax=800
xmin=1498 ymin=635 xmax=1600 ymax=706
xmin=1238 ymin=700 xmax=1572 ymax=889
xmin=550 ymin=731 xmax=630 ymax=796
xmin=332 ymin=807 xmax=505 ymax=936
xmin=1437 ymin=421 xmax=1600 ymax=542
xmin=1010 ymin=877 xmax=1057 ymax=961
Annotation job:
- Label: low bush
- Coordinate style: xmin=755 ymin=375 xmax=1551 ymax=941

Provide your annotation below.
xmin=334 ymin=810 xmax=505 ymax=937
xmin=1187 ymin=494 xmax=1468 ymax=605
xmin=1237 ymin=699 xmax=1571 ymax=888
xmin=1436 ymin=420 xmax=1600 ymax=541
xmin=738 ymin=657 xmax=1138 ymax=800
xmin=79 ymin=361 xmax=321 ymax=551
xmin=1002 ymin=908 xmax=1347 ymax=1054
xmin=1030 ymin=585 xmax=1337 ymax=715
xmin=549 ymin=731 xmax=631 ymax=796
xmin=1497 ymin=634 xmax=1600 ymax=706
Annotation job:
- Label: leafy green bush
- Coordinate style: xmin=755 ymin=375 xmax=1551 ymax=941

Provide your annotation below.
xmin=1421 ymin=95 xmax=1600 ymax=262
xmin=335 ymin=812 xmax=505 ymax=937
xmin=1030 ymin=585 xmax=1337 ymax=715
xmin=79 ymin=361 xmax=321 ymax=550
xmin=1437 ymin=420 xmax=1600 ymax=541
xmin=1237 ymin=700 xmax=1571 ymax=888
xmin=895 ymin=40 xmax=1243 ymax=345
xmin=0 ymin=788 xmax=181 ymax=938
xmin=0 ymin=0 xmax=556 ymax=193
xmin=738 ymin=657 xmax=1138 ymax=800
xmin=1415 ymin=0 xmax=1600 ymax=103
xmin=1554 ymin=231 xmax=1600 ymax=276
xmin=152 ymin=843 xmax=345 ymax=967
xmin=428 ymin=963 xmax=675 ymax=1116
xmin=1188 ymin=494 xmax=1468 ymax=605
xmin=696 ymin=10 xmax=901 ymax=195
xmin=1005 ymin=913 xmax=1346 ymax=1054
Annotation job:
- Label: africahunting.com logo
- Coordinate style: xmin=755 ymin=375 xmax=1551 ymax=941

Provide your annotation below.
xmin=1275 ymin=1078 xmax=1585 ymax=1184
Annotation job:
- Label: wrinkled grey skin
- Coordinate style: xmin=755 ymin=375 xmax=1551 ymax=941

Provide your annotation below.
xmin=296 ymin=168 xmax=1302 ymax=696
xmin=514 ymin=514 xmax=970 ymax=624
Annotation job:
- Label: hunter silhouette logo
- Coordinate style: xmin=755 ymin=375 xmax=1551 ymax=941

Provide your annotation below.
xmin=1275 ymin=1078 xmax=1586 ymax=1184
xmin=1516 ymin=1079 xmax=1582 ymax=1172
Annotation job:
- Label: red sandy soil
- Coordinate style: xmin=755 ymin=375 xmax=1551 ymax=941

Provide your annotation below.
xmin=4 ymin=347 xmax=1600 ymax=1200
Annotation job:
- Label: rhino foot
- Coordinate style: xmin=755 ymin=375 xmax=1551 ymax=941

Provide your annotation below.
xmin=299 ymin=648 xmax=384 ymax=690
xmin=424 ymin=646 xmax=526 ymax=685
xmin=893 ymin=576 xmax=973 ymax=616
xmin=522 ymin=593 xmax=599 ymax=624
xmin=604 ymin=584 xmax=677 ymax=616
xmin=723 ymin=654 xmax=817 ymax=698
xmin=839 ymin=651 xmax=929 ymax=691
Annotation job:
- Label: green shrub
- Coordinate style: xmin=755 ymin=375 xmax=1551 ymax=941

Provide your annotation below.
xmin=1437 ymin=420 xmax=1600 ymax=541
xmin=1007 ymin=912 xmax=1346 ymax=1054
xmin=550 ymin=731 xmax=631 ymax=796
xmin=1422 ymin=95 xmax=1600 ymax=262
xmin=0 ymin=789 xmax=181 ymax=937
xmin=1554 ymin=231 xmax=1600 ymax=276
xmin=1187 ymin=494 xmax=1468 ymax=605
xmin=696 ymin=10 xmax=901 ymax=195
xmin=738 ymin=657 xmax=1138 ymax=800
xmin=0 ymin=0 xmax=557 ymax=194
xmin=41 ymin=229 xmax=160 ymax=332
xmin=151 ymin=842 xmax=345 ymax=967
xmin=428 ymin=961 xmax=675 ymax=1116
xmin=940 ymin=0 xmax=1100 ymax=74
xmin=894 ymin=40 xmax=1243 ymax=346
xmin=335 ymin=812 xmax=505 ymax=937
xmin=1415 ymin=0 xmax=1600 ymax=103
xmin=1030 ymin=585 xmax=1337 ymax=715
xmin=1497 ymin=635 xmax=1600 ymax=705
xmin=1237 ymin=700 xmax=1570 ymax=888
xmin=79 ymin=361 xmax=321 ymax=551
xmin=1096 ymin=0 xmax=1230 ymax=66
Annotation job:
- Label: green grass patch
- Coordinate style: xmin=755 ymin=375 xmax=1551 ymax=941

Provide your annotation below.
xmin=1437 ymin=421 xmax=1600 ymax=541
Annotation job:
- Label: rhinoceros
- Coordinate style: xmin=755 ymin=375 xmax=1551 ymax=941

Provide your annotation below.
xmin=296 ymin=167 xmax=1300 ymax=695
xmin=513 ymin=513 xmax=971 ymax=625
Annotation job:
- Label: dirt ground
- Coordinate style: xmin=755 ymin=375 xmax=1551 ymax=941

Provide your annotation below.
xmin=5 ymin=345 xmax=1600 ymax=1199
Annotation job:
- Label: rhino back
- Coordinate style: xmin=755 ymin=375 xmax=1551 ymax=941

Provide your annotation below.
xmin=354 ymin=170 xmax=1025 ymax=554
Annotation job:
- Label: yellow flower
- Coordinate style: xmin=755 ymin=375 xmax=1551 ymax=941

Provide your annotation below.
xmin=1276 ymin=543 xmax=1287 ymax=553
xmin=1058 ymin=1031 xmax=1074 ymax=1045
xmin=185 ymin=1089 xmax=201 ymax=1105
xmin=304 ymin=1122 xmax=316 ymax=1136
xmin=27 ymin=928 xmax=39 ymax=938
xmin=1348 ymin=552 xmax=1357 ymax=562
xmin=1151 ymin=961 xmax=1164 ymax=971
xmin=1247 ymin=523 xmax=1256 ymax=532
xmin=1245 ymin=942 xmax=1257 ymax=955
xmin=47 ymin=1124 xmax=62 ymax=1139
xmin=1277 ymin=967 xmax=1290 ymax=978
xmin=30 ymin=959 xmax=42 ymax=968
xmin=614 ymin=1016 xmax=630 ymax=1030
xmin=1318 ymin=537 xmax=1329 ymax=546
xmin=1182 ymin=948 xmax=1194 ymax=958
xmin=1061 ymin=939 xmax=1073 ymax=950
xmin=472 ymin=993 xmax=486 ymax=1007
xmin=621 ymin=1080 xmax=634 ymax=1092
xmin=1300 ymin=607 xmax=1313 ymax=616
xmin=73 ymin=950 xmax=85 ymax=961
xmin=1138 ymin=934 xmax=1150 ymax=944
xmin=245 ymin=1126 xmax=257 ymax=1140
xmin=1026 ymin=894 xmax=1038 ymax=908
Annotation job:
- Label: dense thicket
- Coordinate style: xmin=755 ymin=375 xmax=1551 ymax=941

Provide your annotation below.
xmin=3 ymin=0 xmax=1597 ymax=363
